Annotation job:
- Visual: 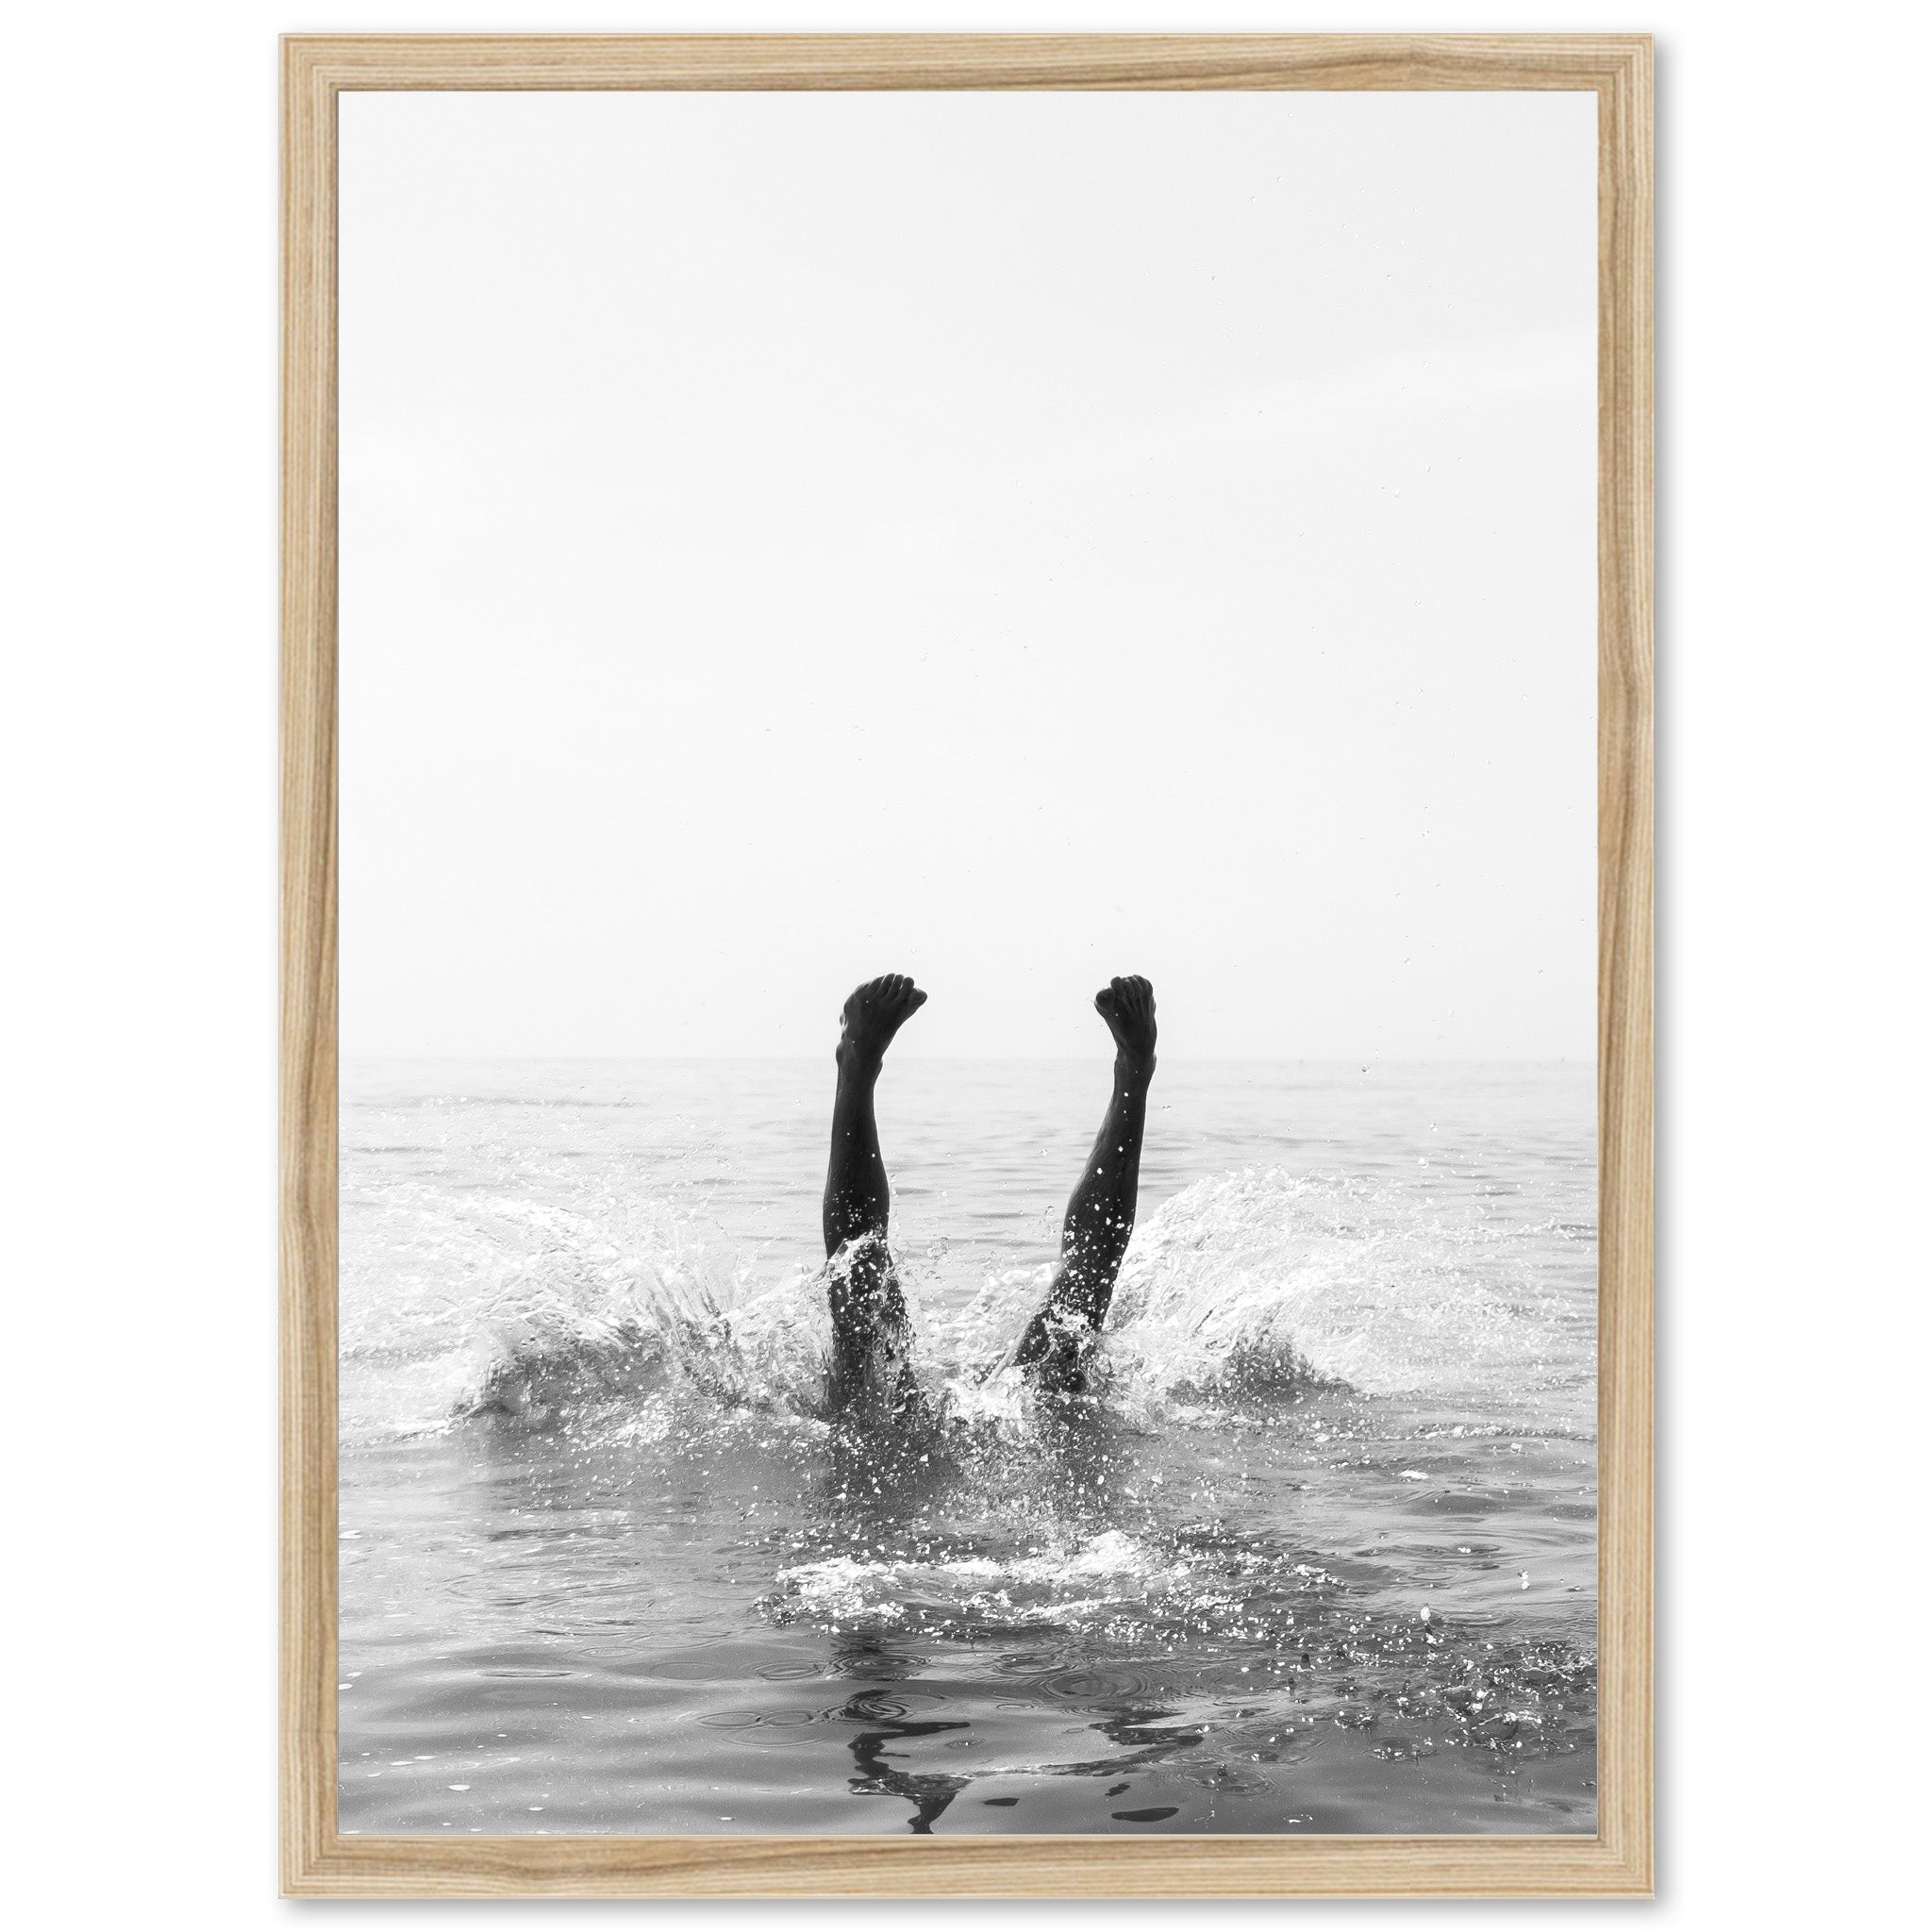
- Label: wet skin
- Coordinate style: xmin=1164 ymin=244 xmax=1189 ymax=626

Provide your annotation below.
xmin=821 ymin=974 xmax=1157 ymax=1405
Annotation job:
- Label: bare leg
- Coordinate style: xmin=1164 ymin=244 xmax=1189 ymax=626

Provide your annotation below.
xmin=1011 ymin=976 xmax=1158 ymax=1394
xmin=823 ymin=974 xmax=927 ymax=1410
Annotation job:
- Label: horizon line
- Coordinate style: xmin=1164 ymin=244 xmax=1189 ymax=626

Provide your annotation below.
xmin=339 ymin=1050 xmax=1595 ymax=1067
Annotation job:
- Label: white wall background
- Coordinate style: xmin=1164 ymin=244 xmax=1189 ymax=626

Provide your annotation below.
xmin=4 ymin=1 xmax=1928 ymax=1924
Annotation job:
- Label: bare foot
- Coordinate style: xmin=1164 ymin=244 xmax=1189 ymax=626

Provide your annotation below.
xmin=1094 ymin=974 xmax=1157 ymax=1074
xmin=837 ymin=973 xmax=928 ymax=1073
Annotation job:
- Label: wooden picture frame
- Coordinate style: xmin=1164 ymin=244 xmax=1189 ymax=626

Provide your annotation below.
xmin=282 ymin=32 xmax=1652 ymax=1898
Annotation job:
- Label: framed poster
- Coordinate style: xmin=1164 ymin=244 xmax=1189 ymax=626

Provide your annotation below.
xmin=282 ymin=33 xmax=1651 ymax=1896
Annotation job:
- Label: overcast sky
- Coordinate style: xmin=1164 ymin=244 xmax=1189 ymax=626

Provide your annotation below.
xmin=340 ymin=89 xmax=1596 ymax=1062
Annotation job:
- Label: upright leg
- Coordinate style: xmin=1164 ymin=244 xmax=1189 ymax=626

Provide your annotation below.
xmin=1011 ymin=976 xmax=1158 ymax=1394
xmin=823 ymin=974 xmax=927 ymax=1410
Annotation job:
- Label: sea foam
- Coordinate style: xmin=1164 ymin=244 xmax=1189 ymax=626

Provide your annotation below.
xmin=342 ymin=1145 xmax=1591 ymax=1442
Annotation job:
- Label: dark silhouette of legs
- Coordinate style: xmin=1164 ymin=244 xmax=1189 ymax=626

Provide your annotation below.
xmin=842 ymin=1699 xmax=972 ymax=1833
xmin=1010 ymin=976 xmax=1158 ymax=1394
xmin=823 ymin=974 xmax=927 ymax=1413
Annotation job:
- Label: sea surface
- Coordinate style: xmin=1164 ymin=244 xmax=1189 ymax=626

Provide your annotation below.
xmin=339 ymin=1057 xmax=1598 ymax=1837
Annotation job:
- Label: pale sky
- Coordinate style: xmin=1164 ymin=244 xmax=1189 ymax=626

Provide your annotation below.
xmin=340 ymin=90 xmax=1597 ymax=1061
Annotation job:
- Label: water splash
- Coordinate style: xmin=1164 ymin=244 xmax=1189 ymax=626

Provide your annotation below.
xmin=1097 ymin=1167 xmax=1591 ymax=1405
xmin=343 ymin=1133 xmax=1591 ymax=1445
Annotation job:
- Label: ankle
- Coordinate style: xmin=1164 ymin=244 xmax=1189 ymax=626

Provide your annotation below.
xmin=836 ymin=1038 xmax=884 ymax=1078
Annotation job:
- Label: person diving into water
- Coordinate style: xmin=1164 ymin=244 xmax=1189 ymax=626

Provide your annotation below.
xmin=821 ymin=973 xmax=1158 ymax=1411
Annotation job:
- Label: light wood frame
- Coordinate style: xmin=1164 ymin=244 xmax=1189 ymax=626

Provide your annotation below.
xmin=282 ymin=32 xmax=1652 ymax=1898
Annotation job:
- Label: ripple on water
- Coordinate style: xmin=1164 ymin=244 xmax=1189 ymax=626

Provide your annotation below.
xmin=339 ymin=1063 xmax=1598 ymax=1835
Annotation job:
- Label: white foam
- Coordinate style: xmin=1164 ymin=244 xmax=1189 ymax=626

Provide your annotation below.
xmin=773 ymin=1529 xmax=1178 ymax=1627
xmin=342 ymin=1142 xmax=1592 ymax=1441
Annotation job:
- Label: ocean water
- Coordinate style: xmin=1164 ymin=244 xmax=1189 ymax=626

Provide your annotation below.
xmin=339 ymin=1057 xmax=1597 ymax=1837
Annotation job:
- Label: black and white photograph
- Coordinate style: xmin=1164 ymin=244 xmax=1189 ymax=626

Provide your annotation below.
xmin=335 ymin=86 xmax=1601 ymax=1839
xmin=33 ymin=0 xmax=1932 ymax=1918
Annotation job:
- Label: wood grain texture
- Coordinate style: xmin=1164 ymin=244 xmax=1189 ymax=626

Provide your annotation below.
xmin=279 ymin=29 xmax=340 ymax=1903
xmin=1592 ymin=37 xmax=1656 ymax=1906
xmin=281 ymin=32 xmax=1652 ymax=1898
xmin=286 ymin=30 xmax=1644 ymax=92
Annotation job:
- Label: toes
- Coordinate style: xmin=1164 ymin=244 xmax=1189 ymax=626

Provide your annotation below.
xmin=870 ymin=974 xmax=924 ymax=1015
